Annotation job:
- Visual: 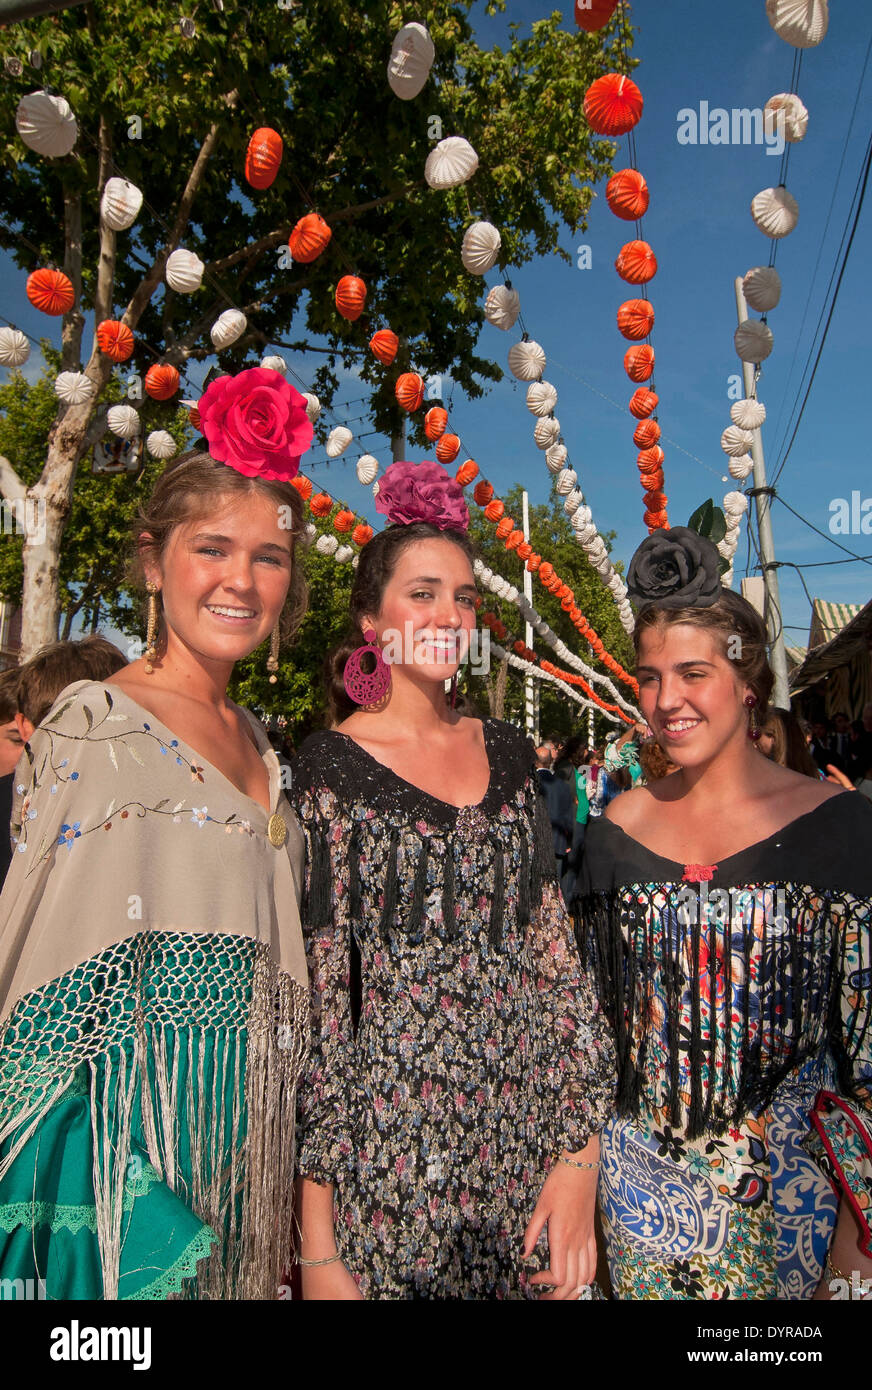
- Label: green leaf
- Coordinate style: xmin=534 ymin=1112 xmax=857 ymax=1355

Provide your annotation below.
xmin=687 ymin=500 xmax=714 ymax=538
xmin=709 ymin=507 xmax=727 ymax=545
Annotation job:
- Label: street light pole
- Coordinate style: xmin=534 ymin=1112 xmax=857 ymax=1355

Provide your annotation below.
xmin=734 ymin=277 xmax=790 ymax=709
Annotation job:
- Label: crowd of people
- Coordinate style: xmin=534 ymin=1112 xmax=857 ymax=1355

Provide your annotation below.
xmin=0 ymin=366 xmax=868 ymax=1304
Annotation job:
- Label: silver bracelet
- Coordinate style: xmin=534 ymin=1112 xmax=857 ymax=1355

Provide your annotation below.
xmin=558 ymin=1156 xmax=600 ymax=1170
xmin=297 ymin=1251 xmax=342 ymax=1268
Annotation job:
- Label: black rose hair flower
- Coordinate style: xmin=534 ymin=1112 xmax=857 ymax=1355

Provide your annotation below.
xmin=627 ymin=526 xmax=723 ymax=610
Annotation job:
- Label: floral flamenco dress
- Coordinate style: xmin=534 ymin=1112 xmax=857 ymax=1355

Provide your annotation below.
xmin=0 ymin=680 xmax=309 ymax=1300
xmin=290 ymin=718 xmax=616 ymax=1300
xmin=578 ymin=792 xmax=872 ymax=1300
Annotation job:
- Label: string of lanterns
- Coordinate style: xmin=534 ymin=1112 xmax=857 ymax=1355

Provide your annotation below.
xmin=717 ymin=0 xmax=825 ymax=582
xmin=490 ymin=638 xmax=628 ymax=726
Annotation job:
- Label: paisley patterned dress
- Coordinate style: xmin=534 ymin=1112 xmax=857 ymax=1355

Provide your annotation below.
xmin=578 ymin=794 xmax=872 ymax=1300
xmin=290 ymin=718 xmax=616 ymax=1300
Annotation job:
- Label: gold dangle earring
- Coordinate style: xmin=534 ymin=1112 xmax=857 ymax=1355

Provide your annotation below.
xmin=267 ymin=620 xmax=280 ymax=684
xmin=144 ymin=582 xmax=160 ymax=674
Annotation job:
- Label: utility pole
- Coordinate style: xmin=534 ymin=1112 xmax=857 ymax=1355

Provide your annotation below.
xmin=734 ymin=277 xmax=790 ymax=709
xmin=521 ymin=490 xmax=536 ymax=740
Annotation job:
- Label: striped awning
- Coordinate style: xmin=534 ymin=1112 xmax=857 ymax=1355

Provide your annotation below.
xmin=808 ymin=599 xmax=861 ymax=649
xmin=790 ymin=598 xmax=872 ymax=716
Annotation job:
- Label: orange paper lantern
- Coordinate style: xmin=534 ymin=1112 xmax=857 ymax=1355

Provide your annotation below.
xmin=456 ymin=459 xmax=478 ymax=487
xmin=335 ymin=275 xmax=367 ymax=322
xmin=288 ymin=213 xmax=332 ymax=263
xmin=291 ymin=475 xmax=313 ymax=500
xmin=637 ymin=445 xmax=665 ymax=471
xmin=484 ymin=499 xmax=504 ymax=522
xmin=352 ymin=522 xmax=374 ymax=546
xmin=435 ymin=432 xmax=460 ymax=463
xmin=643 ymin=489 xmax=667 ymax=510
xmin=638 ymin=467 xmax=665 ymax=491
xmin=615 ymin=240 xmax=658 ymax=285
xmin=96 ymin=319 xmax=134 ymax=362
xmin=526 ymin=553 xmax=541 ymax=571
xmin=617 ymin=298 xmax=655 ymax=341
xmin=186 ymin=402 xmax=201 ymax=430
xmin=574 ymin=0 xmax=619 ymax=31
xmin=495 ymin=517 xmax=514 ymax=539
xmin=310 ymin=492 xmax=333 ymax=517
xmin=644 ymin=508 xmax=666 ymax=529
xmin=424 ymin=407 xmax=448 ymax=441
xmin=506 ymin=529 xmax=524 ymax=550
xmin=583 ymin=73 xmax=643 ymax=136
xmin=26 ymin=268 xmax=75 ymax=316
xmin=539 ymin=562 xmax=554 ymax=583
xmin=606 ymin=168 xmax=650 ymax=221
xmin=334 ymin=509 xmax=355 ymax=532
xmin=517 ymin=541 xmax=532 ymax=561
xmin=144 ymin=363 xmax=180 ymax=400
xmin=244 ymin=128 xmax=283 ymax=190
xmin=369 ymin=329 xmax=398 ymax=365
xmin=474 ymin=480 xmax=494 ymax=506
xmin=629 ymin=387 xmax=659 ymax=419
xmin=395 ymin=372 xmax=425 ymax=412
xmin=633 ymin=419 xmax=661 ymax=448
xmin=624 ymin=344 xmax=655 ymax=382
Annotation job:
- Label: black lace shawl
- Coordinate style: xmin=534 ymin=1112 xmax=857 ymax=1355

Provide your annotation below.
xmin=574 ymin=793 xmax=872 ymax=1139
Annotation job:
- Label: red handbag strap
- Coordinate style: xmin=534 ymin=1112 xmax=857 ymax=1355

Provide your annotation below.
xmin=810 ymin=1090 xmax=872 ymax=1258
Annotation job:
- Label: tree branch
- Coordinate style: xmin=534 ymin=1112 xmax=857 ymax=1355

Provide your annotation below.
xmin=89 ymin=112 xmax=117 ymax=358
xmin=0 ymin=455 xmax=26 ymax=505
xmin=124 ymin=94 xmax=238 ymax=329
xmin=62 ymin=189 xmax=85 ymax=371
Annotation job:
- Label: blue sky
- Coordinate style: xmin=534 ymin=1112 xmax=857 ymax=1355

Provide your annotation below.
xmin=2 ymin=0 xmax=870 ymax=650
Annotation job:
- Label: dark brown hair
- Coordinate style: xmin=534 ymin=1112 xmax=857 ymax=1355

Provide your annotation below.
xmin=760 ymin=706 xmax=820 ymax=779
xmin=325 ymin=522 xmax=478 ymax=726
xmin=129 ymin=450 xmax=308 ymax=654
xmin=0 ymin=667 xmax=21 ymax=724
xmin=17 ymin=635 xmax=127 ymax=727
xmin=633 ymin=588 xmax=775 ymax=721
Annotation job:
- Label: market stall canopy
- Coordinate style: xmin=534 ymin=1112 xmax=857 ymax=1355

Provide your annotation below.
xmin=789 ymin=599 xmax=872 ymax=709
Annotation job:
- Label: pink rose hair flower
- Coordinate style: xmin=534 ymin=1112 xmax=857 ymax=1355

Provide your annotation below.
xmin=375 ymin=460 xmax=470 ymax=532
xmin=198 ymin=367 xmax=314 ymax=482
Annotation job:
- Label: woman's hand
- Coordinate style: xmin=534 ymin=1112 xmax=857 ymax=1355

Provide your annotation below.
xmin=300 ymin=1259 xmax=364 ymax=1301
xmin=824 ymin=764 xmax=855 ymax=789
xmin=522 ymin=1152 xmax=599 ymax=1300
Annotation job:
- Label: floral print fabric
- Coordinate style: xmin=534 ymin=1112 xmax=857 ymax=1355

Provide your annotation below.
xmin=290 ymin=719 xmax=616 ymax=1299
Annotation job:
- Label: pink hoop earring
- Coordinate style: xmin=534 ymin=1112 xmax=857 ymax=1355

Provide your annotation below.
xmin=343 ymin=627 xmax=391 ymax=706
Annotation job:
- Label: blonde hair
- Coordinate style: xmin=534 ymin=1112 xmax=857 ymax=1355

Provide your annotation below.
xmin=129 ymin=450 xmax=308 ymax=648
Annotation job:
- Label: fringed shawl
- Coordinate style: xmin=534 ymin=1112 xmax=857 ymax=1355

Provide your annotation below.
xmin=575 ymin=797 xmax=872 ymax=1141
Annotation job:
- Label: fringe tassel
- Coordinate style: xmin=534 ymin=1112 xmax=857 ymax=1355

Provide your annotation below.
xmin=348 ymin=827 xmax=362 ymax=921
xmin=488 ymin=848 xmax=505 ymax=949
xmin=442 ymin=841 xmax=457 ymax=938
xmin=378 ymin=827 xmax=400 ymax=936
xmin=407 ymin=837 xmax=431 ymax=936
xmin=529 ymin=781 xmax=558 ymax=909
xmin=306 ymin=823 xmax=333 ymax=928
xmin=517 ymin=829 xmax=531 ymax=929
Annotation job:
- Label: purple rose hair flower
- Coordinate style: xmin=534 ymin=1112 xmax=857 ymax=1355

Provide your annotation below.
xmin=374 ymin=460 xmax=470 ymax=532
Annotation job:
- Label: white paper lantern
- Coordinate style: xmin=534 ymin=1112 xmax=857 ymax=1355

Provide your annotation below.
xmin=743 ymin=265 xmax=782 ymax=312
xmin=545 ymin=443 xmax=567 ymax=473
xmin=260 ymin=355 xmax=287 ymax=373
xmin=461 ymin=221 xmax=501 ymax=275
xmin=16 ymin=90 xmax=77 ymax=158
xmin=766 ymin=0 xmax=828 ymax=49
xmin=54 ymin=371 xmax=95 ymax=405
xmin=526 ymin=381 xmax=557 ymax=417
xmin=165 ymin=248 xmax=205 ymax=293
xmin=387 ymin=21 xmax=435 ymax=100
xmin=424 ymin=137 xmax=479 ymax=190
xmin=576 ymin=522 xmax=598 ymax=545
xmin=210 ymin=309 xmax=247 ymax=349
xmin=326 ymin=426 xmax=352 ymax=458
xmin=533 ymin=417 xmax=560 ymax=450
xmin=594 ymin=555 xmax=613 ymax=578
xmin=731 ymin=398 xmax=766 ymax=431
xmin=484 ymin=284 xmax=520 ymax=332
xmin=146 ymin=430 xmax=177 ymax=460
xmin=751 ymin=186 xmax=799 ymax=239
xmin=563 ymin=488 xmax=583 ymax=517
xmin=100 ymin=177 xmax=143 ymax=232
xmin=734 ymin=319 xmax=774 ymax=363
xmin=0 ymin=328 xmax=30 ymax=368
xmin=508 ymin=339 xmax=546 ymax=382
xmin=721 ymin=425 xmax=755 ymax=457
xmin=356 ymin=454 xmax=379 ymax=485
xmin=573 ymin=504 xmax=593 ymax=528
xmin=717 ymin=536 xmax=736 ymax=559
xmin=107 ymin=404 xmax=140 ymax=438
xmin=534 ymin=619 xmax=549 ymax=637
xmin=607 ymin=574 xmax=624 ymax=593
xmin=555 ymin=468 xmax=578 ymax=496
xmin=723 ymin=490 xmax=749 ymax=516
xmin=316 ymin=533 xmax=339 ymax=555
xmin=335 ymin=544 xmax=354 ymax=564
xmin=764 ymin=92 xmax=809 ymax=144
xmin=299 ymin=393 xmax=319 ymax=423
xmin=300 ymin=522 xmax=317 ymax=549
xmin=728 ymin=453 xmax=754 ymax=481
